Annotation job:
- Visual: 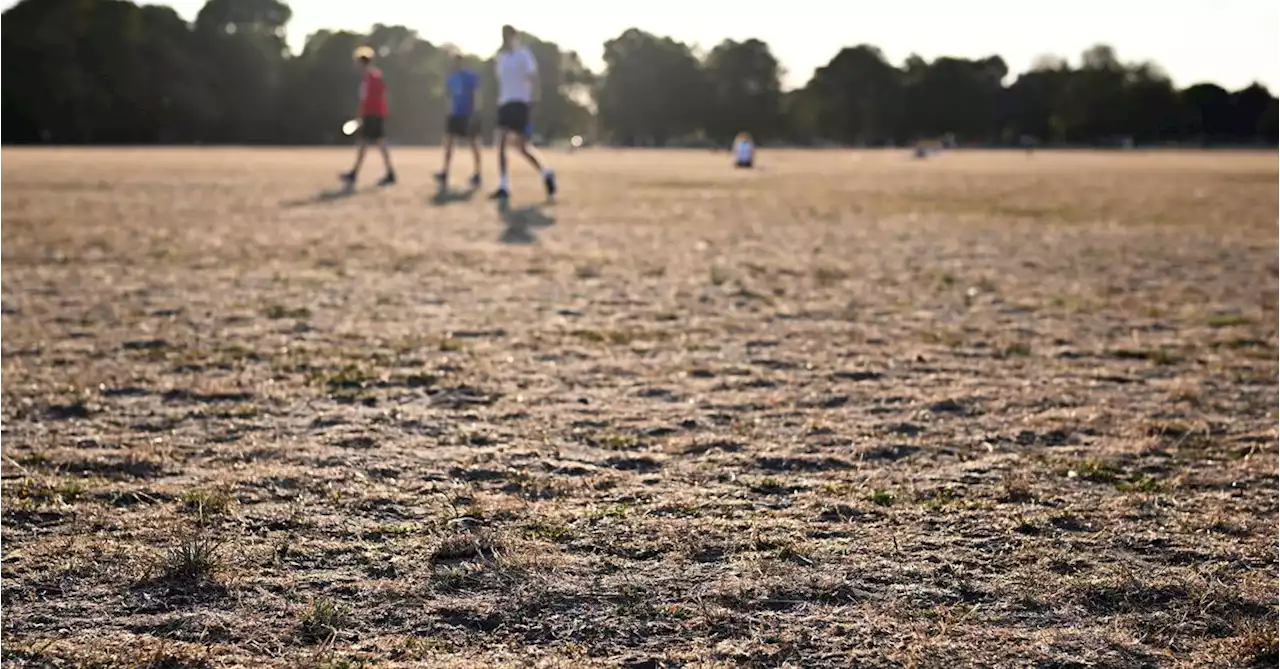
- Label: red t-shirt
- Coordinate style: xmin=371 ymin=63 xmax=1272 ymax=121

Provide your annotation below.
xmin=360 ymin=68 xmax=388 ymax=118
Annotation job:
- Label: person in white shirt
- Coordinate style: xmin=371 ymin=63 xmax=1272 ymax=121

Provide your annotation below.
xmin=491 ymin=25 xmax=556 ymax=201
xmin=733 ymin=132 xmax=755 ymax=168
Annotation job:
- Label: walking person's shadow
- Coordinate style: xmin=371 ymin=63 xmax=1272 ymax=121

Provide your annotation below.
xmin=281 ymin=183 xmax=362 ymax=208
xmin=430 ymin=183 xmax=478 ymax=206
xmin=496 ymin=198 xmax=555 ymax=245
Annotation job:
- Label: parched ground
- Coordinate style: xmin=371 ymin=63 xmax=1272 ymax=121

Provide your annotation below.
xmin=1 ymin=148 xmax=1276 ymax=668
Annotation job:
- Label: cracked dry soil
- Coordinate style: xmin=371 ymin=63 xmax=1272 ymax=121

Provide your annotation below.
xmin=1 ymin=148 xmax=1276 ymax=668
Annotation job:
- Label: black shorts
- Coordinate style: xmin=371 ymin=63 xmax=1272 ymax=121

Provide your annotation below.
xmin=446 ymin=114 xmax=476 ymax=138
xmin=496 ymin=102 xmax=530 ymax=134
xmin=360 ymin=115 xmax=385 ymax=141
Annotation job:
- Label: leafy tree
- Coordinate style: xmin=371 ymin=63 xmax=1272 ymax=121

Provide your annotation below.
xmin=596 ymin=28 xmax=707 ymax=145
xmin=1004 ymin=60 xmax=1068 ymax=142
xmin=702 ymin=38 xmax=784 ymax=143
xmin=1120 ymin=63 xmax=1180 ymax=143
xmin=192 ymin=0 xmax=292 ymax=142
xmin=804 ymin=45 xmax=902 ymax=145
xmin=902 ymin=55 xmax=1005 ymax=143
xmin=1230 ymin=83 xmax=1276 ymax=141
xmin=1259 ymin=96 xmax=1279 ymax=143
xmin=1056 ymin=45 xmax=1130 ymax=142
xmin=780 ymin=87 xmax=822 ymax=143
xmin=5 ymin=0 xmax=133 ymax=142
xmin=138 ymin=5 xmax=222 ymax=142
xmin=1181 ymin=82 xmax=1234 ymax=142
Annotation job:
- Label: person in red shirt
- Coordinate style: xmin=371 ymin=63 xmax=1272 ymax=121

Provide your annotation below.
xmin=341 ymin=46 xmax=396 ymax=187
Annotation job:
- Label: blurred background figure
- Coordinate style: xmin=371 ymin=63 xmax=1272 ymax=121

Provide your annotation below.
xmin=733 ymin=131 xmax=755 ymax=168
xmin=491 ymin=24 xmax=556 ymax=202
xmin=341 ymin=46 xmax=396 ymax=188
xmin=436 ymin=54 xmax=482 ymax=190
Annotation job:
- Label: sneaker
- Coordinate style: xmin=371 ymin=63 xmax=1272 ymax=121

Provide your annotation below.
xmin=434 ymin=171 xmax=447 ymax=185
xmin=543 ymin=170 xmax=557 ymax=198
xmin=378 ymin=172 xmax=397 ymax=187
xmin=469 ymin=173 xmax=482 ymax=188
xmin=339 ymin=170 xmax=357 ymax=185
xmin=488 ymin=188 xmax=509 ymax=201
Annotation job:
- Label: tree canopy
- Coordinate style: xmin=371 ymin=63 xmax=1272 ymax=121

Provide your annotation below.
xmin=3 ymin=0 xmax=1276 ymax=146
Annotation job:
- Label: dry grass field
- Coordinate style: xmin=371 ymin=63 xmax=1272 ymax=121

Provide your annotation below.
xmin=1 ymin=147 xmax=1277 ymax=668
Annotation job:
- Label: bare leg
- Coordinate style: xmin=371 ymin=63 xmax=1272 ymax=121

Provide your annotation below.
xmin=514 ymin=133 xmax=556 ymax=198
xmin=377 ymin=139 xmax=395 ymax=175
xmin=470 ymin=135 xmax=482 ymax=177
xmin=350 ymin=140 xmax=367 ymax=174
xmin=514 ymin=135 xmax=546 ymax=173
xmin=497 ymin=131 xmax=509 ymax=186
xmin=441 ymin=134 xmax=454 ymax=176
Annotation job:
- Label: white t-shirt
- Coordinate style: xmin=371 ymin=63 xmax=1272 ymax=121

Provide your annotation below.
xmin=496 ymin=46 xmax=538 ymax=105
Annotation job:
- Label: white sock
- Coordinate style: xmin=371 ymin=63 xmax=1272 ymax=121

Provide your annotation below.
xmin=542 ymin=167 xmax=554 ymax=178
xmin=499 ymin=173 xmax=509 ymax=190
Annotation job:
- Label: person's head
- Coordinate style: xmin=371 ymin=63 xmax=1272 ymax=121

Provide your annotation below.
xmin=452 ymin=54 xmax=465 ymax=72
xmin=353 ymin=46 xmax=375 ymax=71
xmin=501 ymin=25 xmax=518 ymax=49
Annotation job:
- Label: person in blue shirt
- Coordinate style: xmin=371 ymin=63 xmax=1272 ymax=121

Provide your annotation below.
xmin=436 ymin=55 xmax=482 ymax=189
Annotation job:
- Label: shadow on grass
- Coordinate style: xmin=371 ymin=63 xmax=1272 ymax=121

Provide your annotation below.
xmin=281 ymin=184 xmax=363 ymax=207
xmin=497 ymin=200 xmax=556 ymax=245
xmin=430 ymin=185 xmax=478 ymax=206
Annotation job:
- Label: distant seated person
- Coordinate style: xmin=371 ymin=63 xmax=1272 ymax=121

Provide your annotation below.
xmin=733 ymin=132 xmax=754 ymax=168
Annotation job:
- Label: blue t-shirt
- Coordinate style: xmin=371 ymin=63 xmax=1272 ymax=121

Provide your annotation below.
xmin=446 ymin=70 xmax=480 ymax=117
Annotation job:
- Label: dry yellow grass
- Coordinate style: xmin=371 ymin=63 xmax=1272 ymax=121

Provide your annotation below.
xmin=2 ymin=148 xmax=1277 ymax=667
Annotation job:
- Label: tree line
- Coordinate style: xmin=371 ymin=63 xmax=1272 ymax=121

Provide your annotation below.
xmin=4 ymin=0 xmax=1277 ymax=147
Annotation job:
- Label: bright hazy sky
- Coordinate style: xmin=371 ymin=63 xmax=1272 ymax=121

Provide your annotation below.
xmin=9 ymin=0 xmax=1278 ymax=90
